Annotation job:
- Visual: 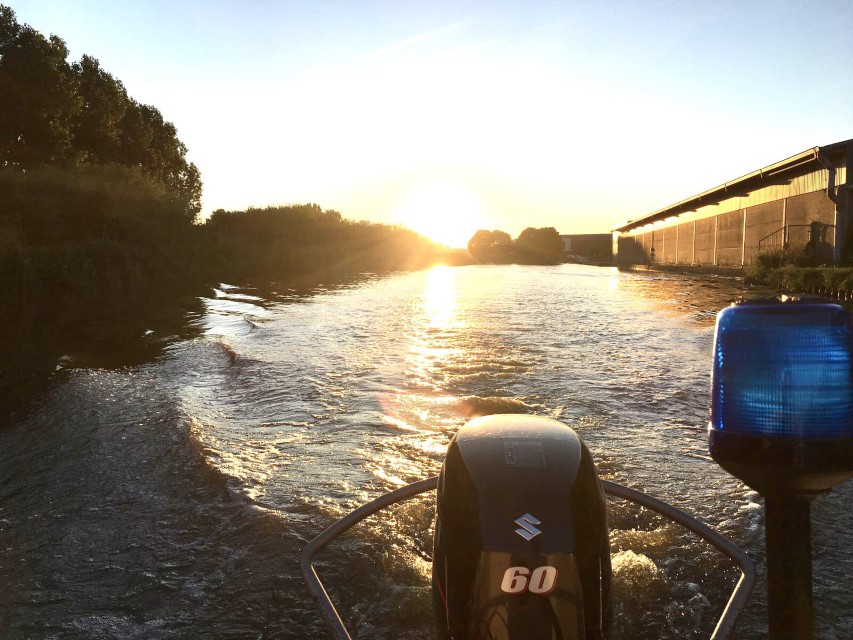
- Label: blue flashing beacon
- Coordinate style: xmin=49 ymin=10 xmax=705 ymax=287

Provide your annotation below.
xmin=709 ymin=297 xmax=853 ymax=495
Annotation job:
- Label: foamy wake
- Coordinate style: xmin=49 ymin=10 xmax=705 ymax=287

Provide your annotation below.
xmin=453 ymin=395 xmax=534 ymax=418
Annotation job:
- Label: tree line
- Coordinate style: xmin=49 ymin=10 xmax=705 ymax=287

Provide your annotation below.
xmin=467 ymin=227 xmax=565 ymax=264
xmin=205 ymin=204 xmax=439 ymax=282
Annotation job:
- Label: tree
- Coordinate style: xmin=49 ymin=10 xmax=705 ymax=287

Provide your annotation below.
xmin=117 ymin=101 xmax=201 ymax=218
xmin=71 ymin=54 xmax=129 ymax=165
xmin=0 ymin=5 xmax=202 ymax=217
xmin=468 ymin=229 xmax=514 ymax=263
xmin=0 ymin=4 xmax=19 ymax=50
xmin=0 ymin=9 xmax=80 ymax=168
xmin=514 ymin=227 xmax=564 ymax=264
xmin=175 ymin=161 xmax=203 ymax=220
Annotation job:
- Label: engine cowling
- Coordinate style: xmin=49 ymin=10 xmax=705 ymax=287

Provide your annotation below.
xmin=432 ymin=414 xmax=611 ymax=640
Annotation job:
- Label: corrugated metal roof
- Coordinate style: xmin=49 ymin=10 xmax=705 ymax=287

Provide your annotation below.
xmin=612 ymin=138 xmax=853 ymax=233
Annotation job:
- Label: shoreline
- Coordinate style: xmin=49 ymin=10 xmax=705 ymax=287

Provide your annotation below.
xmin=618 ymin=263 xmax=745 ymax=279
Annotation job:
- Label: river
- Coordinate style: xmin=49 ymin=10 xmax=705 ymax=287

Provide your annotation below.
xmin=1 ymin=264 xmax=851 ymax=639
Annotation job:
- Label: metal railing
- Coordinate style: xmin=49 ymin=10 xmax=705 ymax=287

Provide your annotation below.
xmin=758 ymin=223 xmax=835 ymax=253
xmin=301 ymin=477 xmax=437 ymax=640
xmin=301 ymin=477 xmax=756 ymax=640
xmin=758 ymin=226 xmax=786 ymax=252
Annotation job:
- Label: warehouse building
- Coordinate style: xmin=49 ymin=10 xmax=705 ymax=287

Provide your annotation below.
xmin=560 ymin=233 xmax=612 ymax=262
xmin=612 ymin=139 xmax=852 ymax=267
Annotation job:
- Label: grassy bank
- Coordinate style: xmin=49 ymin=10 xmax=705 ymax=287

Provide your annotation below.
xmin=744 ymin=265 xmax=853 ymax=298
xmin=621 ymin=253 xmax=853 ymax=300
xmin=744 ymin=250 xmax=853 ymax=299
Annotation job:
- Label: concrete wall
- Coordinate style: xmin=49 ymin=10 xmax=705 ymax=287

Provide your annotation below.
xmin=743 ymin=201 xmax=784 ymax=265
xmin=716 ymin=209 xmax=744 ymax=267
xmin=617 ymin=188 xmax=840 ymax=267
xmin=676 ymin=221 xmax=694 ymax=264
xmin=786 ymin=191 xmax=836 ymax=227
xmin=616 ymin=235 xmax=644 ymax=264
xmin=694 ymin=217 xmax=716 ymax=265
xmin=662 ymin=225 xmax=677 ymax=263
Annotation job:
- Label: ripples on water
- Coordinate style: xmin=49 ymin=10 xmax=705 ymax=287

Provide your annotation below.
xmin=1 ymin=264 xmax=851 ymax=638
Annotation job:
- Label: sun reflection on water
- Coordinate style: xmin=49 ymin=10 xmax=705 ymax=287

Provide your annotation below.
xmin=422 ymin=264 xmax=460 ymax=330
xmin=405 ymin=266 xmax=465 ymax=393
xmin=373 ymin=266 xmax=470 ymax=487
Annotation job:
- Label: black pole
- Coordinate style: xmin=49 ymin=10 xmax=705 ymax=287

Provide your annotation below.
xmin=764 ymin=495 xmax=814 ymax=640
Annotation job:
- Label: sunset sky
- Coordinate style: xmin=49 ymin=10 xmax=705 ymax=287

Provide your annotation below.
xmin=12 ymin=1 xmax=853 ymax=247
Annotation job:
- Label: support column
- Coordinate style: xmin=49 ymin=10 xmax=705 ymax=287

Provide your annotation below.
xmin=833 ymin=200 xmax=841 ymax=264
xmin=844 ymin=144 xmax=853 ymax=261
xmin=660 ymin=229 xmax=665 ymax=264
xmin=713 ymin=216 xmax=719 ymax=266
xmin=675 ymin=223 xmax=679 ymax=264
xmin=692 ymin=220 xmax=696 ymax=265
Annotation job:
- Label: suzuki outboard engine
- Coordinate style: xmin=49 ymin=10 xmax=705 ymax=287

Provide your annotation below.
xmin=433 ymin=415 xmax=610 ymax=640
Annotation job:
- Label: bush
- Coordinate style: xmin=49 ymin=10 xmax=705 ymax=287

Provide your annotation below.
xmin=755 ymin=249 xmax=788 ymax=270
xmin=747 ymin=243 xmax=853 ymax=297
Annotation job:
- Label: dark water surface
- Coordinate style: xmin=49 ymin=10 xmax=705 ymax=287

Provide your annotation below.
xmin=1 ymin=264 xmax=851 ymax=639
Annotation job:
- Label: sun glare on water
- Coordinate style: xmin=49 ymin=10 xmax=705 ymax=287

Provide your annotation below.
xmin=393 ymin=181 xmax=490 ymax=249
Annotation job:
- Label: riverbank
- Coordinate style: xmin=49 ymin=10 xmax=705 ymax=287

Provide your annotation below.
xmin=619 ymin=264 xmax=853 ymax=320
xmin=622 ymin=261 xmax=853 ymax=302
xmin=620 ymin=263 xmax=745 ymax=279
xmin=745 ymin=264 xmax=853 ymax=299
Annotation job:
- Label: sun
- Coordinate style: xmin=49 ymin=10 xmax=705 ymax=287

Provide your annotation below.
xmin=393 ymin=181 xmax=490 ymax=248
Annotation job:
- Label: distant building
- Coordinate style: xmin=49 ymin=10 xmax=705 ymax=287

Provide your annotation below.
xmin=612 ymin=139 xmax=853 ymax=267
xmin=560 ymin=234 xmax=613 ymax=263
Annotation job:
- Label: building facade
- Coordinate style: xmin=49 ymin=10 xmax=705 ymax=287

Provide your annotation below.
xmin=613 ymin=140 xmax=853 ymax=267
xmin=560 ymin=233 xmax=612 ymax=262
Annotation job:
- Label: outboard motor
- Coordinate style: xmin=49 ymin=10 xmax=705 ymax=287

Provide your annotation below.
xmin=433 ymin=414 xmax=611 ymax=640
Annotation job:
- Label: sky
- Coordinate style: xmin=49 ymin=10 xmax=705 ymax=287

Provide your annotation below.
xmin=10 ymin=0 xmax=853 ymax=247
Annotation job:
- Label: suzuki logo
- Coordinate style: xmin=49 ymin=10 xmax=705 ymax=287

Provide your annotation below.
xmin=514 ymin=513 xmax=542 ymax=541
